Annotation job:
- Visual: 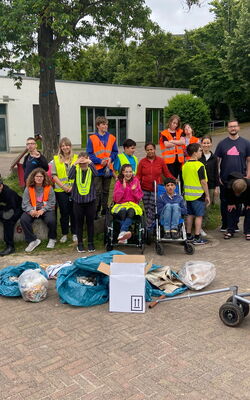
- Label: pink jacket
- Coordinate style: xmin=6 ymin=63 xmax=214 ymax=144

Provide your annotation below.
xmin=113 ymin=177 xmax=143 ymax=204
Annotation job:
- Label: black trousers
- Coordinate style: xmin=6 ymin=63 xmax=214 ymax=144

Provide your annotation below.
xmin=167 ymin=161 xmax=182 ymax=179
xmin=227 ymin=206 xmax=250 ymax=235
xmin=94 ymin=176 xmax=111 ymax=212
xmin=73 ymin=200 xmax=96 ymax=244
xmin=20 ymin=211 xmax=57 ymax=243
xmin=55 ymin=191 xmax=76 ymax=235
xmin=220 ymin=184 xmax=240 ymax=228
xmin=0 ymin=209 xmax=23 ymax=247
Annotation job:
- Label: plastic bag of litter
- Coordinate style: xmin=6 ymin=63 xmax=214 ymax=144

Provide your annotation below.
xmin=18 ymin=269 xmax=48 ymax=302
xmin=178 ymin=261 xmax=216 ymax=290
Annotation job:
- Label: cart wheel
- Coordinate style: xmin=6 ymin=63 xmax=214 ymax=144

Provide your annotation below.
xmin=184 ymin=243 xmax=195 ymax=255
xmin=226 ymin=296 xmax=249 ymax=317
xmin=219 ymin=303 xmax=244 ymax=327
xmin=155 ymin=242 xmax=164 ymax=256
xmin=106 ymin=244 xmax=113 ymax=252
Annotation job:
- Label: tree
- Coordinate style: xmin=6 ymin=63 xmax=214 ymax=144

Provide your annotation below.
xmin=164 ymin=94 xmax=210 ymax=137
xmin=0 ymin=0 xmax=202 ymax=159
xmin=0 ymin=0 xmax=151 ymax=159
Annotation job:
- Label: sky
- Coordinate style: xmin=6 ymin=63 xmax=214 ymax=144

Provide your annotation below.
xmin=145 ymin=0 xmax=215 ymax=34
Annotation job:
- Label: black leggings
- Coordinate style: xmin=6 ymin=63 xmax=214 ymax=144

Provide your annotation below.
xmin=73 ymin=200 xmax=96 ymax=244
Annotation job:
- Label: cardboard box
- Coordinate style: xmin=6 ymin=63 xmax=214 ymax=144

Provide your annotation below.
xmin=98 ymin=255 xmax=152 ymax=313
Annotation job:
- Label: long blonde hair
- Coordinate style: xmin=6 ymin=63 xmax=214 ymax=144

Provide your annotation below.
xmin=58 ymin=137 xmax=73 ymax=163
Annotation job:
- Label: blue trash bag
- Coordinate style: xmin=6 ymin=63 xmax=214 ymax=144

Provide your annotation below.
xmin=0 ymin=262 xmax=47 ymax=297
xmin=56 ymin=250 xmax=125 ymax=307
xmin=145 ymin=264 xmax=187 ymax=302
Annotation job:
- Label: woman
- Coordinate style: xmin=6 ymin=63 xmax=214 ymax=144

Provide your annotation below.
xmin=159 ymin=114 xmax=185 ymax=178
xmin=51 ymin=137 xmax=78 ymax=243
xmin=112 ymin=164 xmax=143 ymax=244
xmin=20 ymin=168 xmax=56 ymax=252
xmin=182 ymin=123 xmax=199 ymax=162
xmin=200 ymin=136 xmax=219 ymax=205
xmin=136 ymin=142 xmax=175 ymax=234
xmin=68 ymin=152 xmax=98 ymax=253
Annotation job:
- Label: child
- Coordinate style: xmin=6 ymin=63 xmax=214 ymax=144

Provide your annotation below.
xmin=68 ymin=152 xmax=98 ymax=253
xmin=157 ymin=178 xmax=187 ymax=239
xmin=182 ymin=143 xmax=210 ymax=245
xmin=112 ymin=164 xmax=143 ymax=244
xmin=114 ymin=139 xmax=138 ymax=175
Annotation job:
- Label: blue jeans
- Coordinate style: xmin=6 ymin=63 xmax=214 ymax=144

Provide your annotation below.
xmin=117 ymin=208 xmax=135 ymax=232
xmin=160 ymin=203 xmax=181 ymax=231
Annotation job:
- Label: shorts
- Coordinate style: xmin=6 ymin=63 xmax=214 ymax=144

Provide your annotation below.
xmin=186 ymin=199 xmax=205 ymax=217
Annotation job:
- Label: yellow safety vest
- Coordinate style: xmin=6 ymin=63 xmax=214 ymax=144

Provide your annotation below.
xmin=182 ymin=160 xmax=208 ymax=201
xmin=111 ymin=201 xmax=143 ymax=216
xmin=117 ymin=153 xmax=138 ymax=174
xmin=53 ymin=154 xmax=78 ymax=192
xmin=76 ymin=165 xmax=92 ymax=196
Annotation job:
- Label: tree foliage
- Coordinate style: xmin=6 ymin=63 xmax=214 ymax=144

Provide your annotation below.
xmin=164 ymin=94 xmax=210 ymax=137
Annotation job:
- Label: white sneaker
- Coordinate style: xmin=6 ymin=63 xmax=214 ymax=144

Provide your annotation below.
xmin=47 ymin=239 xmax=56 ymax=249
xmin=72 ymin=234 xmax=78 ymax=242
xmin=200 ymin=229 xmax=207 ymax=237
xmin=25 ymin=239 xmax=41 ymax=253
xmin=60 ymin=235 xmax=67 ymax=243
xmin=118 ymin=231 xmax=126 ymax=240
xmin=118 ymin=238 xmax=128 ymax=244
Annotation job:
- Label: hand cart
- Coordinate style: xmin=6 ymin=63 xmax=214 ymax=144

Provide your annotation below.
xmin=149 ymin=285 xmax=250 ymax=327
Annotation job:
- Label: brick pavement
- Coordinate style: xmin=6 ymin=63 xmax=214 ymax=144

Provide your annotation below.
xmin=0 ymin=226 xmax=250 ymax=400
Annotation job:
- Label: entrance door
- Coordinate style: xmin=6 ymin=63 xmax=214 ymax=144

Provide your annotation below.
xmin=0 ymin=117 xmax=7 ymax=151
xmin=107 ymin=118 xmax=127 ymax=146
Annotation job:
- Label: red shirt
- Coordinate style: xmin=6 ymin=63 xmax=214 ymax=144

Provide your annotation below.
xmin=136 ymin=156 xmax=175 ymax=192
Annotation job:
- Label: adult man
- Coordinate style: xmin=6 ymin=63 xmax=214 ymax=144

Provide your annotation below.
xmin=87 ymin=116 xmax=118 ymax=218
xmin=0 ymin=177 xmax=23 ymax=256
xmin=114 ymin=139 xmax=138 ymax=174
xmin=215 ymin=120 xmax=250 ymax=231
xmin=23 ymin=137 xmax=49 ymax=182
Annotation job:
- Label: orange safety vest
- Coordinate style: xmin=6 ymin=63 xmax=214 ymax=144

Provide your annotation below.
xmin=29 ymin=186 xmax=51 ymax=209
xmin=183 ymin=136 xmax=200 ymax=161
xmin=89 ymin=134 xmax=116 ymax=170
xmin=159 ymin=129 xmax=184 ymax=164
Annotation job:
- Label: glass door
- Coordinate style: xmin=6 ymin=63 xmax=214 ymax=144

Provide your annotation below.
xmin=0 ymin=117 xmax=7 ymax=151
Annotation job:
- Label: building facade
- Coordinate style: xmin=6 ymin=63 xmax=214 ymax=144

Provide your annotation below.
xmin=0 ymin=76 xmax=189 ymax=151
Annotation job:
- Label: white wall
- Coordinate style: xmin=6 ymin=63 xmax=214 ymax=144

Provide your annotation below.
xmin=0 ymin=76 xmax=189 ymax=150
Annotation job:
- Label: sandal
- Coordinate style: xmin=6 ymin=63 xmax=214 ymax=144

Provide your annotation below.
xmin=245 ymin=234 xmax=250 ymax=240
xmin=224 ymin=232 xmax=234 ymax=240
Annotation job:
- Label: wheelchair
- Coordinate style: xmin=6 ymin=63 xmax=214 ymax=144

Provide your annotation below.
xmin=104 ymin=205 xmax=146 ymax=254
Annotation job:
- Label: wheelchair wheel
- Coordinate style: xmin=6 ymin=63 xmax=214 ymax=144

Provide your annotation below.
xmin=219 ymin=302 xmax=244 ymax=327
xmin=226 ymin=296 xmax=249 ymax=317
xmin=140 ymin=243 xmax=145 ymax=254
xmin=184 ymin=242 xmax=195 ymax=255
xmin=155 ymin=242 xmax=164 ymax=256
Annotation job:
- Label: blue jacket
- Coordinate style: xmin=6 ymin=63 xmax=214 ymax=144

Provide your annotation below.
xmin=157 ymin=192 xmax=187 ymax=216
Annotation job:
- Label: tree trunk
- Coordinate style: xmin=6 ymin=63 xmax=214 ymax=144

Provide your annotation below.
xmin=38 ymin=20 xmax=59 ymax=162
xmin=228 ymin=103 xmax=234 ymax=120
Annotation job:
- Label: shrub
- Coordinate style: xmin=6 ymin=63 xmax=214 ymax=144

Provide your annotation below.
xmin=164 ymin=94 xmax=210 ymax=137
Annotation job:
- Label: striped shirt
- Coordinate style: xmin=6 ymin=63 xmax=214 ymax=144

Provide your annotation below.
xmin=68 ymin=163 xmax=98 ymax=204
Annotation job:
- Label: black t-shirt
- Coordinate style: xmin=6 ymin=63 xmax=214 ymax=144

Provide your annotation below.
xmin=214 ymin=137 xmax=250 ymax=183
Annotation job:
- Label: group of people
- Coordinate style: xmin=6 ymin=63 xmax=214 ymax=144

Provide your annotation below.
xmin=0 ymin=115 xmax=250 ymax=256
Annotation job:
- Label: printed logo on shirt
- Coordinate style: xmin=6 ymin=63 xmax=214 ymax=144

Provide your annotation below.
xmin=226 ymin=146 xmax=240 ymax=156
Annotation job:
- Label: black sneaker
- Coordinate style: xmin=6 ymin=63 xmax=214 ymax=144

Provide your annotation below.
xmin=77 ymin=243 xmax=86 ymax=253
xmin=220 ymin=226 xmax=227 ymax=232
xmin=164 ymin=231 xmax=171 ymax=239
xmin=88 ymin=243 xmax=96 ymax=253
xmin=193 ymin=237 xmax=208 ymax=245
xmin=235 ymin=225 xmax=240 ymax=232
xmin=187 ymin=235 xmax=194 ymax=242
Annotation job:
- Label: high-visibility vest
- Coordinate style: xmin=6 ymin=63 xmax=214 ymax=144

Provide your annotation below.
xmin=111 ymin=201 xmax=143 ymax=216
xmin=89 ymin=134 xmax=116 ymax=170
xmin=117 ymin=153 xmax=138 ymax=174
xmin=183 ymin=136 xmax=200 ymax=162
xmin=159 ymin=129 xmax=184 ymax=164
xmin=53 ymin=154 xmax=78 ymax=192
xmin=182 ymin=160 xmax=208 ymax=201
xmin=76 ymin=165 xmax=92 ymax=196
xmin=28 ymin=186 xmax=51 ymax=209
